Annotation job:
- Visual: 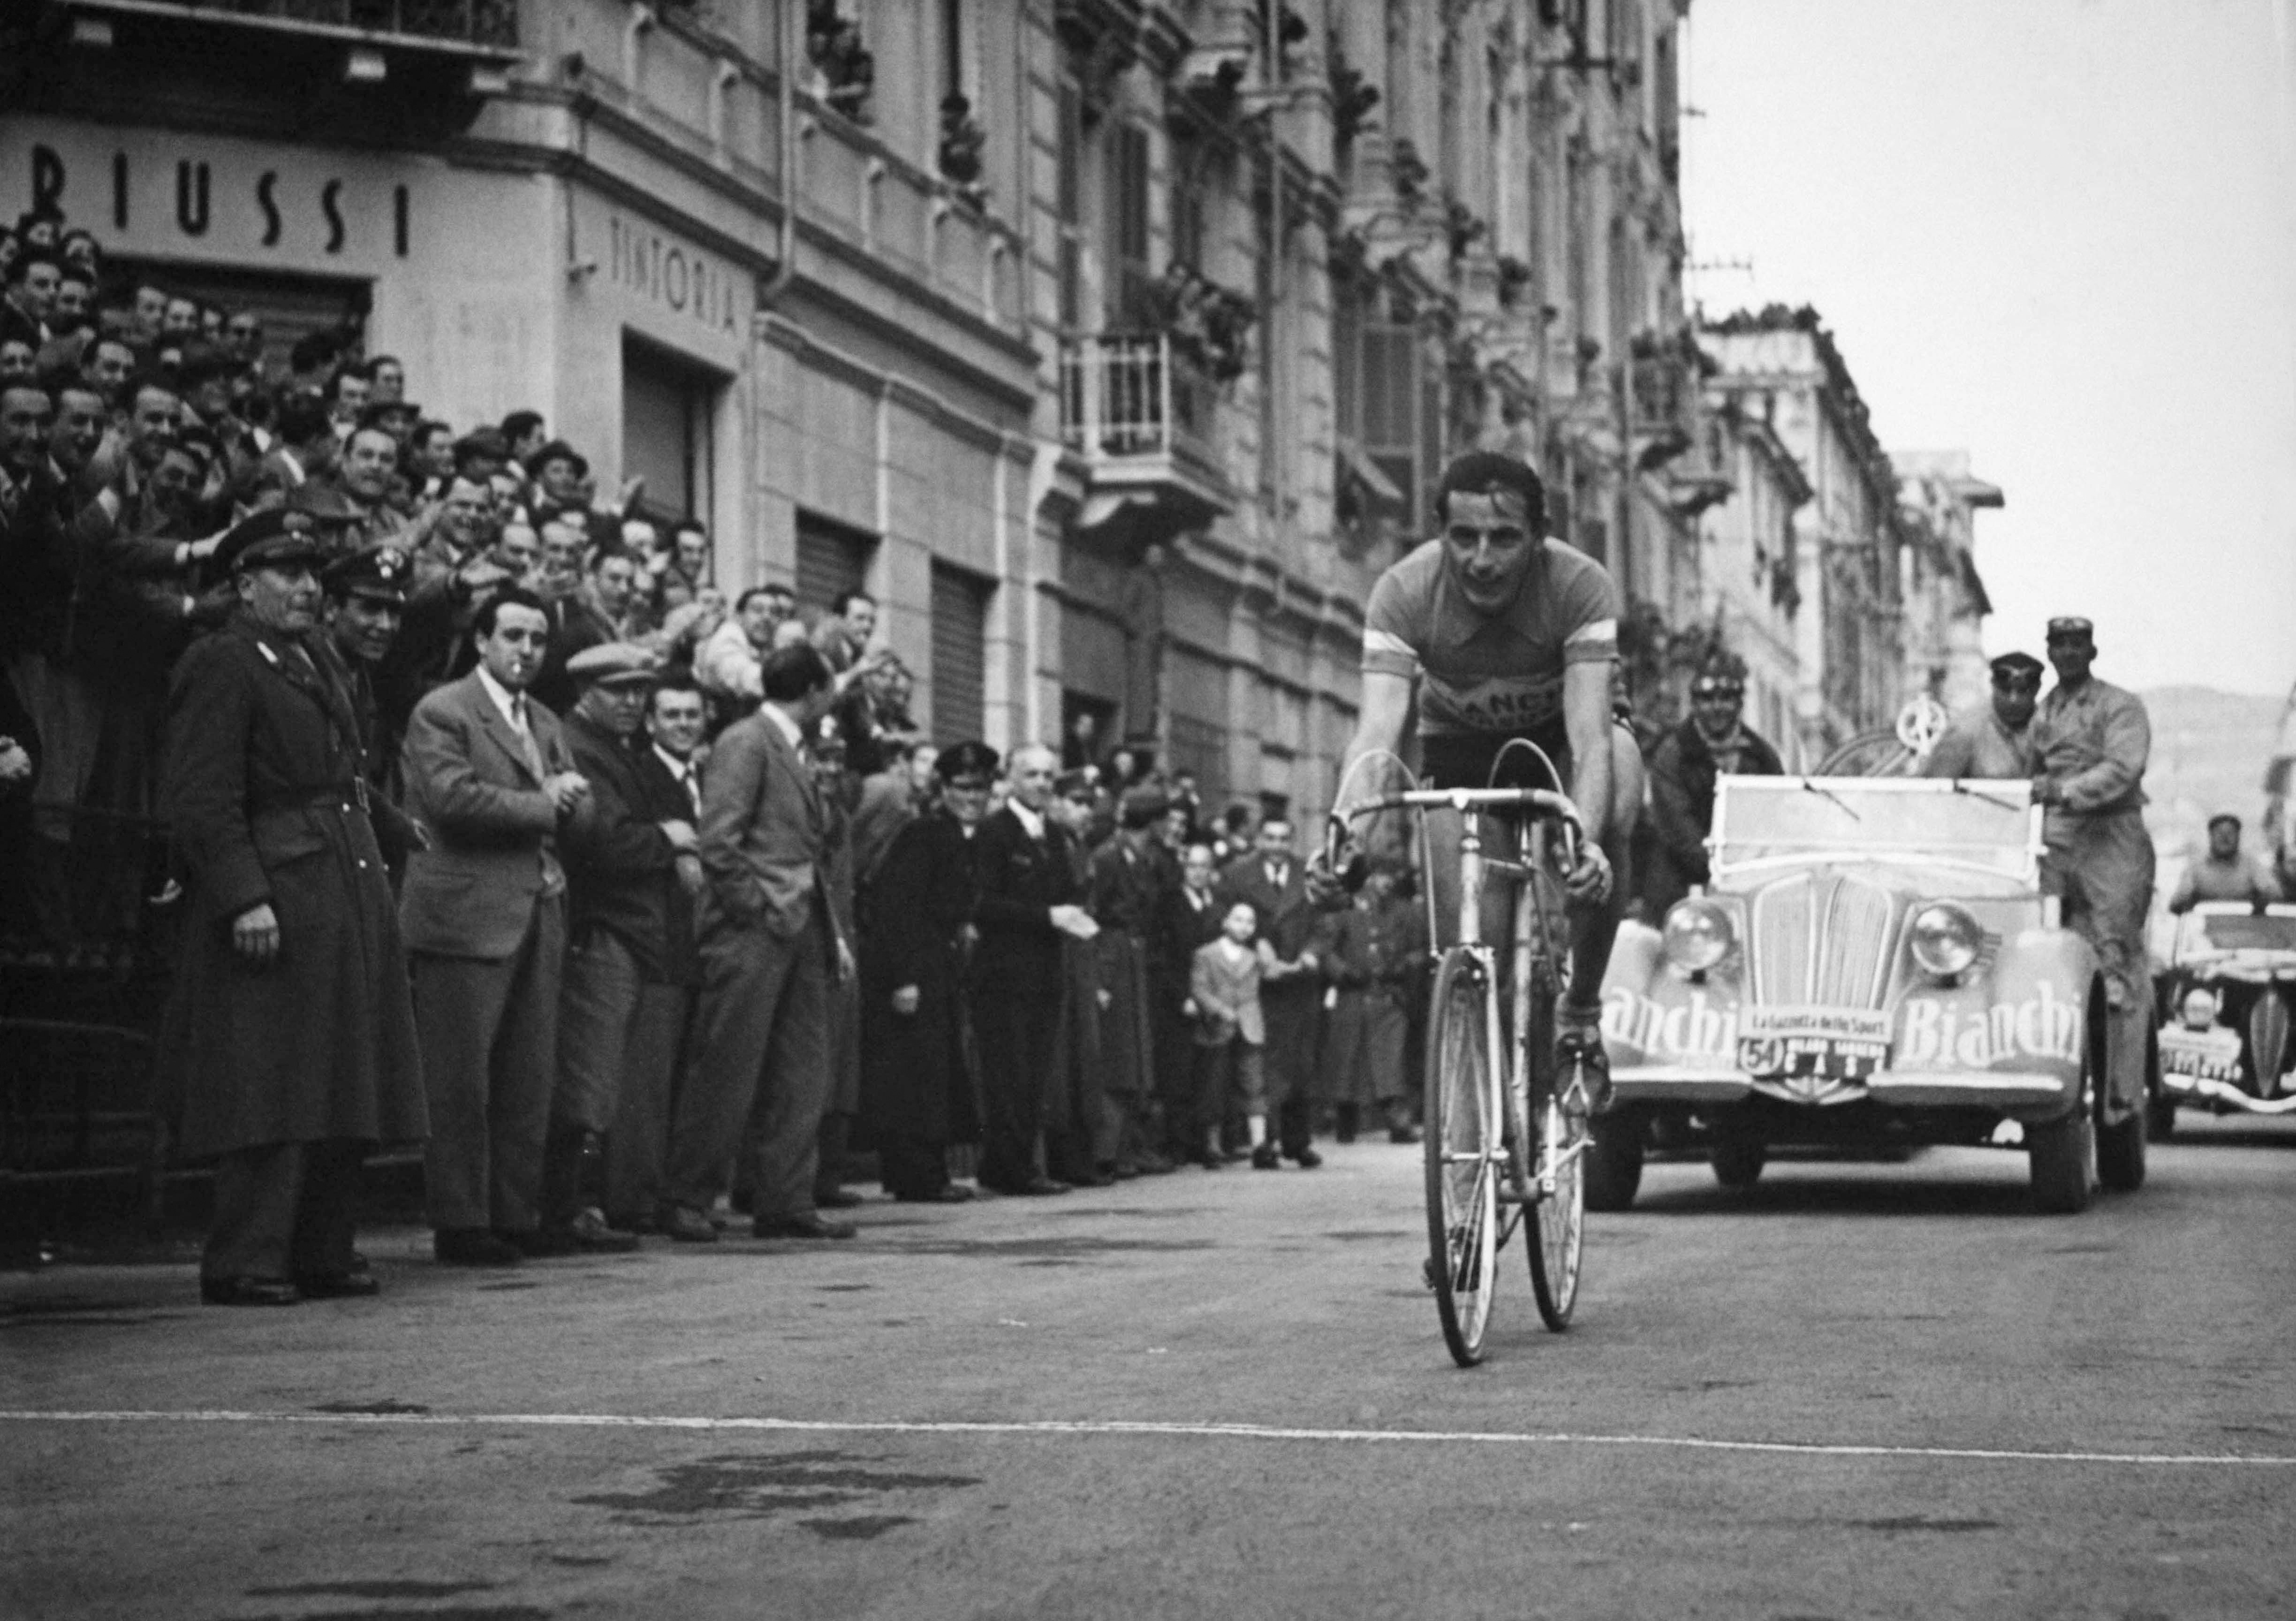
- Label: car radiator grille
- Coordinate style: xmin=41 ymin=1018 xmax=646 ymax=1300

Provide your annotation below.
xmin=1746 ymin=874 xmax=1902 ymax=1010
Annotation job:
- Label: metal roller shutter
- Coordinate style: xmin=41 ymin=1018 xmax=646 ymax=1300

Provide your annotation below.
xmin=930 ymin=562 xmax=991 ymax=746
xmin=796 ymin=514 xmax=874 ymax=616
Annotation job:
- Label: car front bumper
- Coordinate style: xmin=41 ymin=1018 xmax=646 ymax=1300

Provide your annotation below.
xmin=1607 ymin=1067 xmax=2077 ymax=1112
xmin=2158 ymin=1071 xmax=2296 ymax=1115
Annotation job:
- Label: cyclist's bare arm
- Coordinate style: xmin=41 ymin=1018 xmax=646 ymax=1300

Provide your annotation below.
xmin=1333 ymin=668 xmax=1416 ymax=864
xmin=1560 ymin=661 xmax=1614 ymax=905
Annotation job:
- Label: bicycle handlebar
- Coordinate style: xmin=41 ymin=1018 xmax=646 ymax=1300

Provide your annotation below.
xmin=1317 ymin=786 xmax=1588 ymax=893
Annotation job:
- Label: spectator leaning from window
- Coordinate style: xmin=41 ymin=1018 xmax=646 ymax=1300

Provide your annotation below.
xmin=159 ymin=511 xmax=427 ymax=1307
xmin=397 ymin=585 xmax=594 ymax=1269
xmin=368 ymin=353 xmax=406 ymax=405
xmin=500 ymin=410 xmax=547 ymax=471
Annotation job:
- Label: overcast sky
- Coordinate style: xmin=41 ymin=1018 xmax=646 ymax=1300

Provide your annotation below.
xmin=1682 ymin=0 xmax=2296 ymax=700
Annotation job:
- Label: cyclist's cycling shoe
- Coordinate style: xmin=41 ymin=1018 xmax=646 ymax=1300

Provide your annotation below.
xmin=1556 ymin=1023 xmax=1613 ymax=1115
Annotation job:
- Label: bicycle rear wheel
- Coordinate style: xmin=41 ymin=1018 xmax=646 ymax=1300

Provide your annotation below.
xmin=1424 ymin=946 xmax=1500 ymax=1367
xmin=1523 ymin=972 xmax=1585 ymax=1330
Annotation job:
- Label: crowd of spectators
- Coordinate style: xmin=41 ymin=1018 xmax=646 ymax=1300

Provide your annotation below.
xmin=0 ymin=205 xmax=1430 ymax=1299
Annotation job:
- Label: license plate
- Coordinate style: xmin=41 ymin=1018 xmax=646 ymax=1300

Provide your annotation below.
xmin=1737 ymin=1006 xmax=1893 ymax=1081
xmin=2159 ymin=1027 xmax=2242 ymax=1083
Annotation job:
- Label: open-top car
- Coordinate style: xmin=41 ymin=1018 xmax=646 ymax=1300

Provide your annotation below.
xmin=1594 ymin=776 xmax=2145 ymax=1213
xmin=2156 ymin=902 xmax=2296 ymax=1121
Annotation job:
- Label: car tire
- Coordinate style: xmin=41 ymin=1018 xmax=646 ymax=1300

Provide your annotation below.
xmin=1585 ymin=1113 xmax=1645 ymax=1212
xmin=2097 ymin=1099 xmax=2147 ymax=1193
xmin=2029 ymin=1108 xmax=2095 ymax=1213
xmin=1709 ymin=1129 xmax=1766 ymax=1191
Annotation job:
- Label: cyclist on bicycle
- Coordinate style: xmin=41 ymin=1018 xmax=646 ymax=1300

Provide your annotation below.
xmin=1330 ymin=450 xmax=1635 ymax=1104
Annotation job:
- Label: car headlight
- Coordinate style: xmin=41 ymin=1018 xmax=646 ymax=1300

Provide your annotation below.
xmin=1662 ymin=898 xmax=1735 ymax=974
xmin=1909 ymin=902 xmax=1983 ymax=979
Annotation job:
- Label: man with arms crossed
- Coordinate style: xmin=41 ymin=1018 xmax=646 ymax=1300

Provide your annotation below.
xmin=1331 ymin=452 xmax=1629 ymax=1102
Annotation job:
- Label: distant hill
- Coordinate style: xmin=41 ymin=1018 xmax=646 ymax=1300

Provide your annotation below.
xmin=2142 ymin=684 xmax=2290 ymax=860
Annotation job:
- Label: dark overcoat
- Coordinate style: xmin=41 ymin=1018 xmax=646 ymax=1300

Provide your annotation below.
xmin=158 ymin=618 xmax=426 ymax=1160
xmin=1644 ymin=719 xmax=1785 ymax=914
xmin=860 ymin=807 xmax=979 ymax=1147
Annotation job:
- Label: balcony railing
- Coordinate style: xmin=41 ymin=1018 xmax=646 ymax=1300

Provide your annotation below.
xmin=1058 ymin=332 xmax=1216 ymax=466
xmin=82 ymin=0 xmax=518 ymax=52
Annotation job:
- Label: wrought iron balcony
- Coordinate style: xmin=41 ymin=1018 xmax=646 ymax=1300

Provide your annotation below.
xmin=76 ymin=0 xmax=518 ymax=55
xmin=1058 ymin=332 xmax=1233 ymax=535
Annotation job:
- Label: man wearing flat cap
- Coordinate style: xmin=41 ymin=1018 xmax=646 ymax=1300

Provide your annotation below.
xmin=539 ymin=641 xmax=694 ymax=1252
xmin=2029 ymin=616 xmax=2157 ymax=1101
xmin=1645 ymin=663 xmax=1785 ymax=916
xmin=159 ymin=520 xmax=426 ymax=1305
xmin=1925 ymin=650 xmax=2043 ymax=782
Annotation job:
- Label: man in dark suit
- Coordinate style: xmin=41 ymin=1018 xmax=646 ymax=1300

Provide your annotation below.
xmin=1218 ymin=815 xmax=1326 ymax=1170
xmin=542 ymin=641 xmax=697 ymax=1253
xmin=1089 ymin=786 xmax=1179 ymax=1177
xmin=1155 ymin=840 xmax=1228 ymax=1163
xmin=659 ymin=644 xmax=852 ymax=1242
xmin=159 ymin=516 xmax=426 ymax=1305
xmin=972 ymin=742 xmax=1102 ymax=1194
xmin=399 ymin=586 xmax=593 ymax=1266
xmin=603 ymin=675 xmax=709 ymax=1227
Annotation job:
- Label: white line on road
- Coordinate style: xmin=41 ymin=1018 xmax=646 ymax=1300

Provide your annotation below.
xmin=2 ymin=1408 xmax=2289 ymax=1468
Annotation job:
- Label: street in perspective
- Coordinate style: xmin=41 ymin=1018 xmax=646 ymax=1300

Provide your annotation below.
xmin=5 ymin=0 xmax=2296 ymax=1617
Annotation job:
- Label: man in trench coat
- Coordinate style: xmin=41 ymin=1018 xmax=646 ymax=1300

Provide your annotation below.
xmin=160 ymin=513 xmax=426 ymax=1305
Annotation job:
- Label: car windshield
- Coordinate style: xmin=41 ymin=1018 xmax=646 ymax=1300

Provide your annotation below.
xmin=1713 ymin=777 xmax=2039 ymax=881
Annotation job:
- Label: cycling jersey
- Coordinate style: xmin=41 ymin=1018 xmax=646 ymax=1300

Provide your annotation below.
xmin=1362 ymin=537 xmax=1619 ymax=786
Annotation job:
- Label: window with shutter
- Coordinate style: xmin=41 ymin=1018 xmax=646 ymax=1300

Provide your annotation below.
xmin=1360 ymin=322 xmax=1418 ymax=511
xmin=1057 ymin=78 xmax=1084 ymax=329
xmin=623 ymin=337 xmax=716 ymax=527
xmin=930 ymin=562 xmax=992 ymax=745
xmin=1110 ymin=122 xmax=1153 ymax=326
xmin=796 ymin=512 xmax=874 ymax=617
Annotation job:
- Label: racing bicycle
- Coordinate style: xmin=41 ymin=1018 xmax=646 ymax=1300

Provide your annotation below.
xmin=1325 ymin=780 xmax=1596 ymax=1366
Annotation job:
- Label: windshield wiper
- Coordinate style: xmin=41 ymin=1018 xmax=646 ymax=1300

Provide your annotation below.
xmin=1949 ymin=780 xmax=2027 ymax=814
xmin=1800 ymin=778 xmax=1863 ymax=822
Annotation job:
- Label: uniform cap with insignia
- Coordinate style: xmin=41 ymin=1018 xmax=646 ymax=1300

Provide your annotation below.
xmin=933 ymin=739 xmax=1000 ymax=783
xmin=321 ymin=544 xmax=412 ymax=603
xmin=2045 ymin=616 xmax=2095 ymax=643
xmin=1988 ymin=650 xmax=2045 ymax=683
xmin=565 ymin=641 xmax=663 ymax=688
xmin=1120 ymin=783 xmax=1171 ymax=828
xmin=215 ymin=508 xmax=326 ymax=575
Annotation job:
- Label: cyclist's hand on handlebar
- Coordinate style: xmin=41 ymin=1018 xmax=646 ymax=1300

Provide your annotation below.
xmin=1563 ymin=841 xmax=1613 ymax=908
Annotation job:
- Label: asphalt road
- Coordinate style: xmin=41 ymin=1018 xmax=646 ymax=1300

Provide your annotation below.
xmin=8 ymin=1115 xmax=2296 ymax=1621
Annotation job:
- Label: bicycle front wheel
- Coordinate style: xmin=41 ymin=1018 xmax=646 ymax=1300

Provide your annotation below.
xmin=1425 ymin=946 xmax=1501 ymax=1367
xmin=1526 ymin=1085 xmax=1586 ymax=1330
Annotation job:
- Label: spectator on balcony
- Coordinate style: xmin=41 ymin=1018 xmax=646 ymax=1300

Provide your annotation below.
xmin=1644 ymin=668 xmax=1784 ymax=916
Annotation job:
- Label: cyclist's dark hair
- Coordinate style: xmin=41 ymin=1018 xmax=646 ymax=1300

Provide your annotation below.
xmin=1433 ymin=450 xmax=1545 ymax=532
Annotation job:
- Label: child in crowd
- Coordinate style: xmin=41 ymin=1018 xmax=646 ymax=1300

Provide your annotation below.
xmin=1190 ymin=900 xmax=1278 ymax=1169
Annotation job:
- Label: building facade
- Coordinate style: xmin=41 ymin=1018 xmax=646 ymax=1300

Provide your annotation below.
xmin=1700 ymin=306 xmax=1907 ymax=765
xmin=1893 ymin=448 xmax=2001 ymax=717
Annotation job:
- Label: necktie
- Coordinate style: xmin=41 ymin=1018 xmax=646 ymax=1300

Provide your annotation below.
xmin=510 ymin=696 xmax=546 ymax=780
xmin=681 ymin=766 xmax=700 ymax=816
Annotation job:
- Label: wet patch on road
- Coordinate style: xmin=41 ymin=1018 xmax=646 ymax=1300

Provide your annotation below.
xmin=1846 ymin=1516 xmax=2000 ymax=1533
xmin=3 ymin=1294 xmax=185 ymax=1327
xmin=801 ymin=1514 xmax=916 ymax=1539
xmin=571 ymin=1448 xmax=979 ymax=1527
xmin=218 ymin=1608 xmax=548 ymax=1621
xmin=1321 ymin=1230 xmax=1413 ymax=1243
xmin=543 ymin=1555 xmax=611 ymax=1569
xmin=815 ymin=1283 xmax=873 ymax=1292
xmin=312 ymin=1400 xmax=431 ymax=1415
xmin=874 ymin=1235 xmax=1215 ymax=1261
xmin=248 ymin=1581 xmax=496 ymax=1599
xmin=1033 ymin=1207 xmax=1207 ymax=1220
xmin=477 ymin=1281 xmax=540 ymax=1291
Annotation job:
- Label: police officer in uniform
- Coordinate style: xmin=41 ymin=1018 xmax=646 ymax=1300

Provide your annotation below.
xmin=1925 ymin=650 xmax=2043 ymax=781
xmin=160 ymin=512 xmax=427 ymax=1304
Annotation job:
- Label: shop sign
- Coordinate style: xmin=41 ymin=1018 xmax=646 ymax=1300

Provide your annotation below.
xmin=8 ymin=122 xmax=414 ymax=266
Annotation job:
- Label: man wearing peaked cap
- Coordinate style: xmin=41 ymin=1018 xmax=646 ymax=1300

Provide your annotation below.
xmin=1924 ymin=650 xmax=2044 ymax=783
xmin=2168 ymin=811 xmax=2281 ymax=915
xmin=159 ymin=494 xmax=426 ymax=1306
xmin=318 ymin=546 xmax=420 ymax=842
xmin=2029 ymin=615 xmax=2157 ymax=1113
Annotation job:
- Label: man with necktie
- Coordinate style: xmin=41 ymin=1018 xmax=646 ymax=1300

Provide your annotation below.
xmin=659 ymin=644 xmax=854 ymax=1242
xmin=399 ymin=586 xmax=593 ymax=1267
